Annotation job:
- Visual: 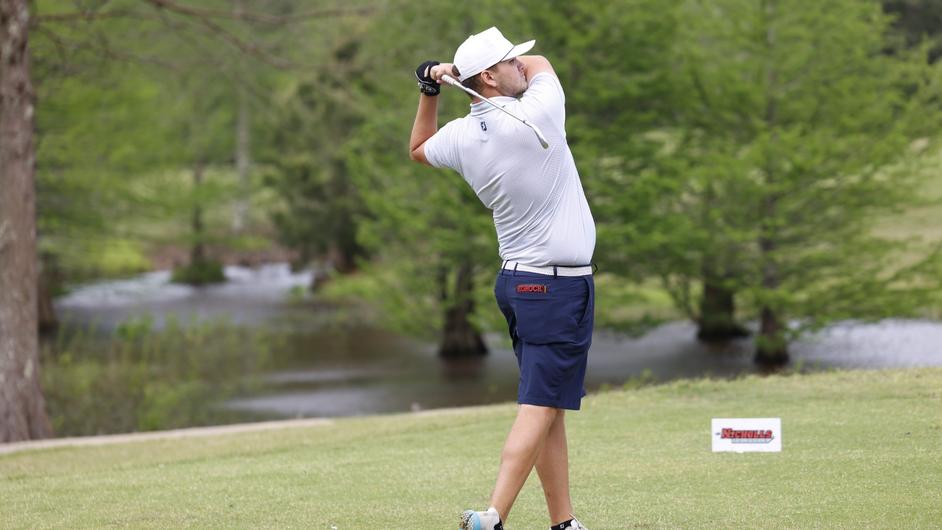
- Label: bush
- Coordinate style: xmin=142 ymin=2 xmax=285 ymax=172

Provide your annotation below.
xmin=42 ymin=317 xmax=278 ymax=436
xmin=171 ymin=260 xmax=226 ymax=285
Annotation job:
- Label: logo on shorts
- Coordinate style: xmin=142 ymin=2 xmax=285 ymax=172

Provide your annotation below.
xmin=516 ymin=284 xmax=548 ymax=294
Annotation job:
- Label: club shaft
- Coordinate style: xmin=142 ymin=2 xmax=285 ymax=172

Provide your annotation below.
xmin=440 ymin=74 xmax=549 ymax=149
xmin=442 ymin=75 xmax=527 ymax=125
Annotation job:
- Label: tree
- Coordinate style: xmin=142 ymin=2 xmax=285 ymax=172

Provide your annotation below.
xmin=1 ymin=0 xmax=53 ymax=441
xmin=260 ymin=32 xmax=370 ymax=278
xmin=1 ymin=0 xmax=374 ymax=441
xmin=883 ymin=0 xmax=942 ymax=62
xmin=641 ymin=0 xmax=942 ymax=364
xmin=330 ymin=0 xmax=687 ymax=356
xmin=527 ymin=0 xmax=738 ymax=337
xmin=330 ymin=1 xmax=528 ymax=357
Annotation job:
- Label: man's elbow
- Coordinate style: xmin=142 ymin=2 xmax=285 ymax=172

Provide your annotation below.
xmin=409 ymin=145 xmax=431 ymax=165
xmin=521 ymin=55 xmax=555 ymax=78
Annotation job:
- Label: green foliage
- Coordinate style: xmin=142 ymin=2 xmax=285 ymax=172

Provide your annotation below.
xmin=34 ymin=64 xmax=176 ymax=278
xmin=289 ymin=0 xmax=942 ymax=350
xmin=326 ymin=1 xmax=518 ymax=338
xmin=327 ymin=0 xmax=684 ymax=338
xmin=31 ymin=0 xmax=300 ymax=281
xmin=171 ymin=260 xmax=226 ymax=285
xmin=599 ymin=0 xmax=942 ymax=350
xmin=259 ymin=28 xmax=371 ymax=270
xmin=41 ymin=318 xmax=276 ymax=436
xmin=884 ymin=0 xmax=942 ymax=61
xmin=620 ymin=368 xmax=657 ymax=390
xmin=592 ymin=273 xmax=680 ymax=335
xmin=23 ymin=0 xmax=942 ymax=355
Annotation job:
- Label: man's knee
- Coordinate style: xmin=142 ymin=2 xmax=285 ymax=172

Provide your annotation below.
xmin=518 ymin=404 xmax=562 ymax=418
xmin=513 ymin=404 xmax=562 ymax=434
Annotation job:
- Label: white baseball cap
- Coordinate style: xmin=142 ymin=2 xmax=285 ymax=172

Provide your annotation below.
xmin=453 ymin=27 xmax=535 ymax=82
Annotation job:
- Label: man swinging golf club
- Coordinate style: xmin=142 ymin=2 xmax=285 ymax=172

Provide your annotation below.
xmin=409 ymin=27 xmax=595 ymax=530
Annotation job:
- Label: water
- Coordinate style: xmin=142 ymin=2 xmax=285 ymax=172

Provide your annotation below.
xmin=55 ymin=265 xmax=942 ymax=419
xmin=56 ymin=263 xmax=316 ymax=329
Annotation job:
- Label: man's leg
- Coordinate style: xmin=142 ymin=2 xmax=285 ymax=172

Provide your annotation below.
xmin=535 ymin=410 xmax=573 ymax=525
xmin=489 ymin=404 xmax=560 ymax=521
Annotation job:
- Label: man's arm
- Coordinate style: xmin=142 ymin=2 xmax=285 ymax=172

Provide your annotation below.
xmin=409 ymin=62 xmax=457 ymax=166
xmin=517 ymin=55 xmax=556 ymax=83
xmin=409 ymin=93 xmax=438 ymax=165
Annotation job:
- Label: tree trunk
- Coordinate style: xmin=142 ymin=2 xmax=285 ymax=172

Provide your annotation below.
xmin=232 ymin=82 xmax=250 ymax=233
xmin=697 ymin=173 xmax=748 ymax=342
xmin=757 ymin=217 xmax=788 ymax=365
xmin=37 ymin=261 xmax=57 ymax=334
xmin=697 ymin=272 xmax=748 ymax=342
xmin=438 ymin=261 xmax=487 ymax=358
xmin=191 ymin=161 xmax=206 ymax=266
xmin=755 ymin=0 xmax=788 ymax=367
xmin=325 ymin=158 xmax=361 ymax=276
xmin=0 ymin=0 xmax=53 ymax=441
xmin=757 ymin=305 xmax=788 ymax=366
xmin=326 ymin=241 xmax=356 ymax=275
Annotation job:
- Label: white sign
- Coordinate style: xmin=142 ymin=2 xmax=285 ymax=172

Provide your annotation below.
xmin=711 ymin=418 xmax=781 ymax=452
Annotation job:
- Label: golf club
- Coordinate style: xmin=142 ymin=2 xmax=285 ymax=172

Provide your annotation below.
xmin=440 ymin=74 xmax=550 ymax=149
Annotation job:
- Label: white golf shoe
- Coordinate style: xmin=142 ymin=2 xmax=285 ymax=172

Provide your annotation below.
xmin=459 ymin=507 xmax=503 ymax=530
xmin=552 ymin=515 xmax=590 ymax=530
xmin=568 ymin=518 xmax=589 ymax=530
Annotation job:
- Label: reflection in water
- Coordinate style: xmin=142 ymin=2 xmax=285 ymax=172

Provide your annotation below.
xmin=55 ymin=265 xmax=942 ymax=419
xmin=223 ymin=321 xmax=942 ymax=419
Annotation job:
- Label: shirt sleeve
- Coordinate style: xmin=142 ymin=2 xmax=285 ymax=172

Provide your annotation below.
xmin=519 ymin=72 xmax=566 ymax=130
xmin=423 ymin=119 xmax=462 ymax=171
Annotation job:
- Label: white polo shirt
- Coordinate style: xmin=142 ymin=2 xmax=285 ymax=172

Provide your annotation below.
xmin=424 ymin=72 xmax=595 ymax=267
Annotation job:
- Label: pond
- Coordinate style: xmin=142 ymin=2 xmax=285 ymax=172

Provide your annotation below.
xmin=55 ymin=264 xmax=942 ymax=419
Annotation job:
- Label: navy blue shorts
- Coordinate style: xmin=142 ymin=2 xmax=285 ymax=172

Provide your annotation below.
xmin=495 ymin=269 xmax=595 ymax=410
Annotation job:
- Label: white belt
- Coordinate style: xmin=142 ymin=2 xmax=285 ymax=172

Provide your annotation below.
xmin=502 ymin=261 xmax=593 ymax=277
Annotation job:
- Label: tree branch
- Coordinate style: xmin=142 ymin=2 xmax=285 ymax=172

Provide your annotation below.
xmin=34 ymin=0 xmax=375 ymax=71
xmin=35 ymin=9 xmax=164 ymax=24
xmin=142 ymin=0 xmax=297 ymax=69
xmin=150 ymin=9 xmax=273 ymax=103
xmin=142 ymin=0 xmax=376 ymax=26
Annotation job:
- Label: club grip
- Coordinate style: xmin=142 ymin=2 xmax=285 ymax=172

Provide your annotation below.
xmin=440 ymin=74 xmax=461 ymax=87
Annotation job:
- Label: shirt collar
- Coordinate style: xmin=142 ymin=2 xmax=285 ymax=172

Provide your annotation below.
xmin=470 ymin=96 xmax=517 ymax=117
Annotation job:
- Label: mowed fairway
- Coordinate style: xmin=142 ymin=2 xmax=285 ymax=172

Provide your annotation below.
xmin=1 ymin=369 xmax=940 ymax=529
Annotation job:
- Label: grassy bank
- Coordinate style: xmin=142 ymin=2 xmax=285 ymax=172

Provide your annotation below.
xmin=41 ymin=318 xmax=277 ymax=436
xmin=2 ymin=368 xmax=940 ymax=529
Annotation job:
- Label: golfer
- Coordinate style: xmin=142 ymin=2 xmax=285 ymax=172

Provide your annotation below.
xmin=409 ymin=27 xmax=595 ymax=530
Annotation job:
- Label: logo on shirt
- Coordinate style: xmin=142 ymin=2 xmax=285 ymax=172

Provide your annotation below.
xmin=516 ymin=284 xmax=548 ymax=294
xmin=480 ymin=120 xmax=487 ymax=131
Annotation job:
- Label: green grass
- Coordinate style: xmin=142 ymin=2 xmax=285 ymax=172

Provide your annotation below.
xmin=2 ymin=368 xmax=940 ymax=529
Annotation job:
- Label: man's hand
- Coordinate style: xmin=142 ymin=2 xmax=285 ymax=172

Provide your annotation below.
xmin=416 ymin=60 xmax=441 ymax=96
xmin=429 ymin=63 xmax=456 ymax=83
